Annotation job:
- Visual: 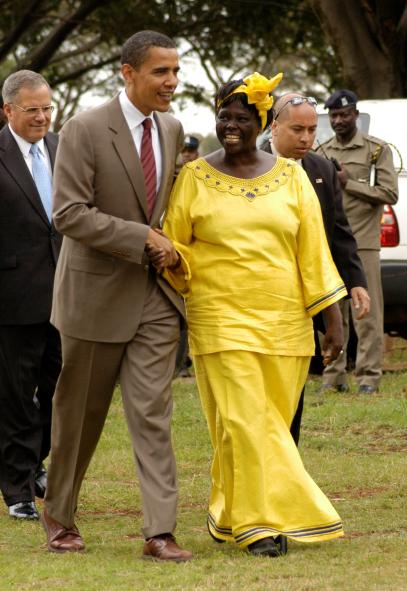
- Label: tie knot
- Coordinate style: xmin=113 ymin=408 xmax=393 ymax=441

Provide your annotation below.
xmin=142 ymin=118 xmax=153 ymax=131
xmin=30 ymin=143 xmax=39 ymax=156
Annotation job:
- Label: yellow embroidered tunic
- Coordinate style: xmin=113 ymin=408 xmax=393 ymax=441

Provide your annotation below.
xmin=163 ymin=157 xmax=346 ymax=546
xmin=164 ymin=157 xmax=346 ymax=356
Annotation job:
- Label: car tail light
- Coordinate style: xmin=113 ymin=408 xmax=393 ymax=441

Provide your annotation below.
xmin=381 ymin=204 xmax=399 ymax=247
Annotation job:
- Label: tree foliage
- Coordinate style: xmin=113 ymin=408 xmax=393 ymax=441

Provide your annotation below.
xmin=0 ymin=0 xmax=405 ymax=129
xmin=311 ymin=0 xmax=407 ymax=98
xmin=0 ymin=0 xmax=341 ymax=123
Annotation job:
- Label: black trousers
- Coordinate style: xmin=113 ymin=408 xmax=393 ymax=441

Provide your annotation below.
xmin=0 ymin=322 xmax=61 ymax=506
xmin=290 ymin=323 xmax=325 ymax=445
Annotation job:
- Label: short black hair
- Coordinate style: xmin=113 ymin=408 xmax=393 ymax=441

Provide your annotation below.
xmin=215 ymin=79 xmax=273 ymax=129
xmin=121 ymin=30 xmax=176 ymax=69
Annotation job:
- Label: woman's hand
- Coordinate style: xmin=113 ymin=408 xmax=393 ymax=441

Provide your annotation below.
xmin=321 ymin=302 xmax=344 ymax=366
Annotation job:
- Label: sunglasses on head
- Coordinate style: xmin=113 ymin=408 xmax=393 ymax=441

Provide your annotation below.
xmin=274 ymin=96 xmax=317 ymax=120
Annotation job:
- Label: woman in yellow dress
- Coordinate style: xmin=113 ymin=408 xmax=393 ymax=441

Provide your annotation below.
xmin=152 ymin=73 xmax=346 ymax=557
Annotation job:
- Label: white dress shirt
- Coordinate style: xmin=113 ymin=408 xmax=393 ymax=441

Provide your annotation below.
xmin=269 ymin=138 xmax=302 ymax=166
xmin=8 ymin=124 xmax=52 ymax=176
xmin=119 ymin=90 xmax=162 ymax=192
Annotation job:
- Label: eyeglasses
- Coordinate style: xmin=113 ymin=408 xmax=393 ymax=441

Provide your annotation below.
xmin=274 ymin=96 xmax=317 ymax=120
xmin=10 ymin=104 xmax=55 ymax=115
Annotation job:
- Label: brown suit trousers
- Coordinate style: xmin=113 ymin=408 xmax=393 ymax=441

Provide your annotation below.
xmin=46 ymin=276 xmax=180 ymax=537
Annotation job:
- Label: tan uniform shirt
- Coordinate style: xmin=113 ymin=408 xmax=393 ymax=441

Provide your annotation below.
xmin=316 ymin=130 xmax=398 ymax=249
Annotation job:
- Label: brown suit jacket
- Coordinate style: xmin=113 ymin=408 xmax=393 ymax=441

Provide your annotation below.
xmin=51 ymin=95 xmax=184 ymax=342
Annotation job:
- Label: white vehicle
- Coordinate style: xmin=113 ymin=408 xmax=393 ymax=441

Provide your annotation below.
xmin=316 ymin=99 xmax=407 ymax=339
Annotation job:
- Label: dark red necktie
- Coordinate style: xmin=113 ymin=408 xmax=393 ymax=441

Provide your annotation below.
xmin=140 ymin=118 xmax=157 ymax=220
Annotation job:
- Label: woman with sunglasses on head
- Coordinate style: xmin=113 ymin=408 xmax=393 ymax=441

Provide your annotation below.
xmin=150 ymin=73 xmax=346 ymax=557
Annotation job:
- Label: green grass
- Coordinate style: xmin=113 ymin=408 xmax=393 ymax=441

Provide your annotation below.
xmin=0 ymin=368 xmax=406 ymax=591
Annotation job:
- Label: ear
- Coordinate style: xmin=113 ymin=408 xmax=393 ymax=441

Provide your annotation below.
xmin=271 ymin=120 xmax=278 ymax=135
xmin=2 ymin=103 xmax=12 ymax=120
xmin=120 ymin=63 xmax=133 ymax=84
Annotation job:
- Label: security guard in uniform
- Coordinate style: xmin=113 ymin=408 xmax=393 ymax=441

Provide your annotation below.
xmin=317 ymin=90 xmax=398 ymax=393
xmin=180 ymin=135 xmax=200 ymax=165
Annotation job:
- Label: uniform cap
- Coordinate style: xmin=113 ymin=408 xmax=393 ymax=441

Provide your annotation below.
xmin=324 ymin=89 xmax=358 ymax=110
xmin=183 ymin=135 xmax=199 ymax=150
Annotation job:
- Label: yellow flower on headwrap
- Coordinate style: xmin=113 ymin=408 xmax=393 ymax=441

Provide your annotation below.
xmin=219 ymin=71 xmax=283 ymax=129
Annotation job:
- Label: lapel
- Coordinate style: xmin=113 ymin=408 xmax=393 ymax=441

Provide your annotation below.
xmin=303 ymin=154 xmax=324 ymax=196
xmin=44 ymin=132 xmax=58 ymax=172
xmin=0 ymin=126 xmax=51 ymax=227
xmin=303 ymin=152 xmax=333 ymax=239
xmin=301 ymin=154 xmax=314 ymax=184
xmin=107 ymin=96 xmax=149 ymax=220
xmin=151 ymin=112 xmax=171 ymax=226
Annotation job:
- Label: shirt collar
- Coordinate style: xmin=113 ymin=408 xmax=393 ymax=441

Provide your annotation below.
xmin=270 ymin=139 xmax=302 ymax=165
xmin=8 ymin=124 xmax=47 ymax=158
xmin=330 ymin=128 xmax=364 ymax=149
xmin=119 ymin=90 xmax=156 ymax=131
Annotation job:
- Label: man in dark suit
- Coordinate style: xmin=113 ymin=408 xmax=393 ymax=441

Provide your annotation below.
xmin=41 ymin=31 xmax=192 ymax=561
xmin=0 ymin=70 xmax=61 ymax=519
xmin=261 ymin=92 xmax=370 ymax=443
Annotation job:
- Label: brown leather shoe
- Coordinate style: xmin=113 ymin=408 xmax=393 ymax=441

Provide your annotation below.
xmin=142 ymin=534 xmax=192 ymax=562
xmin=41 ymin=509 xmax=85 ymax=553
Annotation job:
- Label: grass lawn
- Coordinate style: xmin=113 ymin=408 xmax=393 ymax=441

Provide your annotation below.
xmin=0 ymin=354 xmax=406 ymax=590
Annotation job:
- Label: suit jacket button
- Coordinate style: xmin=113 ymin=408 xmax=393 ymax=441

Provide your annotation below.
xmin=144 ymin=264 xmax=149 ymax=271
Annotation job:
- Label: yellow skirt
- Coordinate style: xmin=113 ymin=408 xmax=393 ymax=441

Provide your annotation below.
xmin=193 ymin=350 xmax=344 ymax=548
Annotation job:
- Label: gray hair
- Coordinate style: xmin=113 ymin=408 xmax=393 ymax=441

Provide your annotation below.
xmin=2 ymin=70 xmax=51 ymax=104
xmin=121 ymin=30 xmax=176 ymax=69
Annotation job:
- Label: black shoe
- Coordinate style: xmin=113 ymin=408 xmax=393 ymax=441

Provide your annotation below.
xmin=336 ymin=384 xmax=349 ymax=392
xmin=35 ymin=464 xmax=47 ymax=498
xmin=274 ymin=534 xmax=288 ymax=554
xmin=358 ymin=385 xmax=377 ymax=394
xmin=320 ymin=383 xmax=348 ymax=394
xmin=9 ymin=501 xmax=39 ymax=520
xmin=248 ymin=537 xmax=281 ymax=557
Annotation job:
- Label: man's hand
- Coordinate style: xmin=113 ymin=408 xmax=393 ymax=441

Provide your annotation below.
xmin=145 ymin=228 xmax=179 ymax=270
xmin=336 ymin=163 xmax=348 ymax=188
xmin=321 ymin=302 xmax=344 ymax=366
xmin=350 ymin=287 xmax=370 ymax=320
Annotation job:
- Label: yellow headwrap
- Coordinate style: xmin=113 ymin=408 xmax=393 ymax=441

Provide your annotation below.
xmin=217 ymin=71 xmax=283 ymax=129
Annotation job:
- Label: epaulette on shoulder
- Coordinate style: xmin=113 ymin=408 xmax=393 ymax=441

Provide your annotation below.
xmin=364 ymin=134 xmax=386 ymax=147
xmin=317 ymin=136 xmax=335 ymax=149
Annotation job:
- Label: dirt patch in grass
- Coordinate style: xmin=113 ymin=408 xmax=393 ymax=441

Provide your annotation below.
xmin=346 ymin=425 xmax=407 ymax=452
xmin=347 ymin=526 xmax=407 ymax=538
xmin=330 ymin=485 xmax=393 ymax=500
xmin=84 ymin=508 xmax=143 ymax=517
xmin=366 ymin=442 xmax=407 ymax=452
xmin=383 ymin=336 xmax=407 ymax=370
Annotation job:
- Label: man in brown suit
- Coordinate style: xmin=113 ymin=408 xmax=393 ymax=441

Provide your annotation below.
xmin=41 ymin=31 xmax=192 ymax=562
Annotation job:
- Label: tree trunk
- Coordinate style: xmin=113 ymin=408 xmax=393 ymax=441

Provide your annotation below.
xmin=310 ymin=0 xmax=405 ymax=98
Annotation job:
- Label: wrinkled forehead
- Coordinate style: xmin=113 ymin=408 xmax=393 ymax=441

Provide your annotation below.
xmin=16 ymin=84 xmax=52 ymax=103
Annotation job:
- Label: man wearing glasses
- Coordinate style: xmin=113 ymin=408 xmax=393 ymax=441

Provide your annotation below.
xmin=0 ymin=70 xmax=61 ymax=520
xmin=261 ymin=92 xmax=369 ymax=442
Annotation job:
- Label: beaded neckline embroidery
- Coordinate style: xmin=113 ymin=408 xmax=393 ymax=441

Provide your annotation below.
xmin=189 ymin=157 xmax=295 ymax=201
